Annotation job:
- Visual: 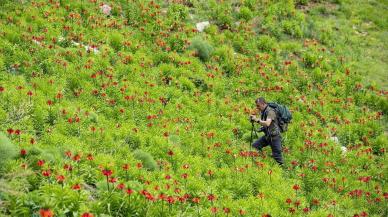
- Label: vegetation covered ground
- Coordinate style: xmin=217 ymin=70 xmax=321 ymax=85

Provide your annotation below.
xmin=0 ymin=0 xmax=387 ymax=216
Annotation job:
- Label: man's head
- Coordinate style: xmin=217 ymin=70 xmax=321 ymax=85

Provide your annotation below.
xmin=255 ymin=97 xmax=267 ymax=111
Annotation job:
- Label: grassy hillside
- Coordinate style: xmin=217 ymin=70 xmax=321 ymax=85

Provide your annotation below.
xmin=0 ymin=0 xmax=387 ymax=216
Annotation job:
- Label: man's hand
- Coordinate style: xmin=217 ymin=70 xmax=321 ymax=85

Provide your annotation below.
xmin=249 ymin=115 xmax=260 ymax=123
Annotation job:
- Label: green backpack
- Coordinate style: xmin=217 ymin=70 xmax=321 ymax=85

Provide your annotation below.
xmin=267 ymin=102 xmax=292 ymax=132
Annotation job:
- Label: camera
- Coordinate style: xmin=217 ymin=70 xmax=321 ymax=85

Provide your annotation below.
xmin=249 ymin=115 xmax=256 ymax=123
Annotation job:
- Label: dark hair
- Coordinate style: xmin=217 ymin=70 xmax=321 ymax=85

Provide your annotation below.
xmin=255 ymin=97 xmax=266 ymax=104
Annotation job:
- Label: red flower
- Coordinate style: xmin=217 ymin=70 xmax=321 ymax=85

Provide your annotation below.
xmin=312 ymin=198 xmax=320 ymax=206
xmin=65 ymin=151 xmax=72 ymax=158
xmin=108 ymin=177 xmax=117 ymax=183
xmin=167 ymin=150 xmax=174 ymax=156
xmin=42 ymin=170 xmax=51 ymax=177
xmin=207 ymin=194 xmax=216 ymax=202
xmin=192 ymin=197 xmax=200 ymax=203
xmin=122 ymin=164 xmax=129 ymax=170
xmin=27 ymin=90 xmax=33 ymax=96
xmin=181 ymin=173 xmax=188 ymax=179
xmin=239 ymin=209 xmax=246 ymax=215
xmin=47 ymin=100 xmax=53 ymax=106
xmin=72 ymin=154 xmax=81 ymax=162
xmin=167 ymin=196 xmax=175 ymax=204
xmin=102 ymin=169 xmax=112 ymax=177
xmin=64 ymin=164 xmax=73 ymax=171
xmin=86 ymin=154 xmax=94 ymax=161
xmin=288 ymin=207 xmax=296 ymax=214
xmin=223 ymin=207 xmax=230 ymax=214
xmin=293 ymin=184 xmax=300 ymax=191
xmin=303 ymin=207 xmax=310 ymax=213
xmin=126 ymin=188 xmax=134 ymax=195
xmin=39 ymin=208 xmax=54 ymax=217
xmin=72 ymin=184 xmax=81 ymax=190
xmin=286 ymin=198 xmax=292 ymax=204
xmin=81 ymin=213 xmax=94 ymax=217
xmin=20 ymin=149 xmax=27 ymax=156
xmin=116 ymin=183 xmax=125 ymax=190
xmin=56 ymin=175 xmax=65 ymax=183
xmin=37 ymin=159 xmax=45 ymax=167
xmin=210 ymin=207 xmax=218 ymax=213
xmin=7 ymin=128 xmax=14 ymax=134
xmin=0 ymin=86 xmax=4 ymax=92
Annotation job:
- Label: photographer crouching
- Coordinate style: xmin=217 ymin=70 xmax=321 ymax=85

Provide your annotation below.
xmin=249 ymin=97 xmax=284 ymax=166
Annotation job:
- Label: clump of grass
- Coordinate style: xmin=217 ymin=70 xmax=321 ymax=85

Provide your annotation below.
xmin=189 ymin=37 xmax=214 ymax=62
xmin=0 ymin=132 xmax=18 ymax=169
xmin=133 ymin=149 xmax=157 ymax=171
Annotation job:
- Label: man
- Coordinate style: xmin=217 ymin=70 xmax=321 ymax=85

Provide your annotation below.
xmin=250 ymin=97 xmax=284 ymax=166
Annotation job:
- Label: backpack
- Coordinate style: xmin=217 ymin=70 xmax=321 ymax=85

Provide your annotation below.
xmin=267 ymin=102 xmax=292 ymax=133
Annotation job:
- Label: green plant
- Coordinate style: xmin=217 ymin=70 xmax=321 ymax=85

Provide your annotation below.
xmin=189 ymin=37 xmax=214 ymax=62
xmin=0 ymin=132 xmax=18 ymax=169
xmin=133 ymin=149 xmax=157 ymax=171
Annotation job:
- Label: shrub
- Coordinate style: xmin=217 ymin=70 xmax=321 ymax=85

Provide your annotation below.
xmin=257 ymin=35 xmax=277 ymax=52
xmin=133 ymin=149 xmax=157 ymax=171
xmin=109 ymin=33 xmax=124 ymax=52
xmin=0 ymin=132 xmax=18 ymax=169
xmin=239 ymin=6 xmax=254 ymax=21
xmin=213 ymin=45 xmax=236 ymax=76
xmin=125 ymin=134 xmax=141 ymax=150
xmin=189 ymin=37 xmax=214 ymax=62
xmin=167 ymin=3 xmax=189 ymax=21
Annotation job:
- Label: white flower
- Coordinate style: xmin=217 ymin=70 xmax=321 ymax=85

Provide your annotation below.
xmin=100 ymin=4 xmax=111 ymax=16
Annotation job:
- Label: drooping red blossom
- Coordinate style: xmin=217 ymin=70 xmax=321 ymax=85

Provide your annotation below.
xmin=167 ymin=150 xmax=174 ymax=156
xmin=72 ymin=154 xmax=81 ymax=162
xmin=167 ymin=195 xmax=175 ymax=204
xmin=37 ymin=159 xmax=45 ymax=167
xmin=20 ymin=149 xmax=27 ymax=156
xmin=56 ymin=175 xmax=65 ymax=183
xmin=72 ymin=183 xmax=81 ymax=190
xmin=64 ymin=164 xmax=73 ymax=171
xmin=116 ymin=183 xmax=125 ymax=190
xmin=7 ymin=128 xmax=14 ymax=135
xmin=102 ymin=169 xmax=113 ymax=177
xmin=293 ymin=184 xmax=300 ymax=191
xmin=126 ymin=188 xmax=134 ymax=195
xmin=39 ymin=208 xmax=54 ymax=217
xmin=192 ymin=197 xmax=200 ymax=203
xmin=65 ymin=151 xmax=72 ymax=158
xmin=81 ymin=213 xmax=94 ymax=217
xmin=108 ymin=177 xmax=117 ymax=183
xmin=42 ymin=170 xmax=51 ymax=177
xmin=207 ymin=194 xmax=216 ymax=202
xmin=122 ymin=164 xmax=129 ymax=170
xmin=86 ymin=154 xmax=94 ymax=161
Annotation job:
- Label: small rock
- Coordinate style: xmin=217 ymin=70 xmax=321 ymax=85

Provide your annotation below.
xmin=196 ymin=21 xmax=210 ymax=32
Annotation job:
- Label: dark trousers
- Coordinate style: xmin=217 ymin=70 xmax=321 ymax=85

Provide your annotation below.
xmin=252 ymin=135 xmax=284 ymax=165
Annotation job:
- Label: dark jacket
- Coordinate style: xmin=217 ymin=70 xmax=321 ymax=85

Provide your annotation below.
xmin=261 ymin=105 xmax=281 ymax=137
